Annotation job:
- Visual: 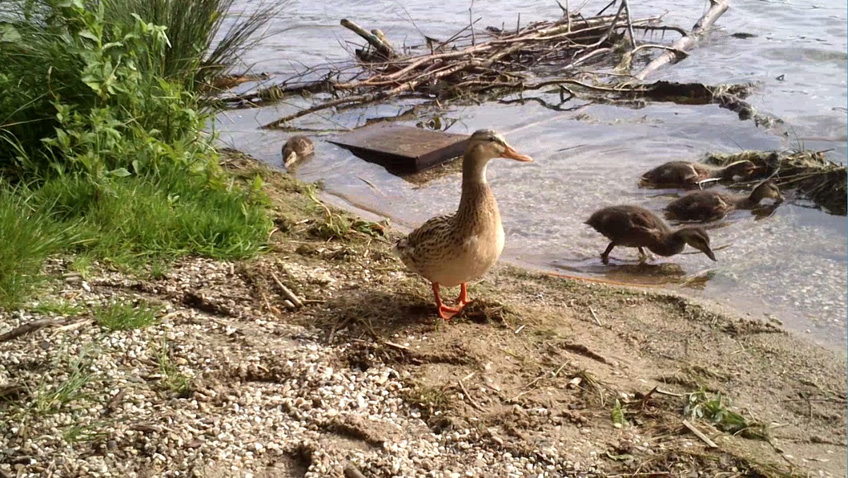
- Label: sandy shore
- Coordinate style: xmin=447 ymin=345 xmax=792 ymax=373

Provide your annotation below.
xmin=1 ymin=151 xmax=845 ymax=478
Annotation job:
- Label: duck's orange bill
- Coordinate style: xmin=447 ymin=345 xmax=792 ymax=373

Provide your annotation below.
xmin=502 ymin=146 xmax=533 ymax=162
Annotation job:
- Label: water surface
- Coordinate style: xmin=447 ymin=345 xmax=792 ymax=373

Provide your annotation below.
xmin=218 ymin=0 xmax=848 ymax=347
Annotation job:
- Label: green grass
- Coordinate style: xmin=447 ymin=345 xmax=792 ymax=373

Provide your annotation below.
xmin=0 ymin=169 xmax=271 ymax=309
xmin=0 ymin=0 xmax=277 ymax=309
xmin=155 ymin=340 xmax=193 ymax=398
xmin=34 ymin=169 xmax=272 ymax=267
xmin=95 ymin=300 xmax=160 ymax=331
xmin=31 ymin=348 xmax=97 ymax=416
xmin=63 ymin=421 xmax=109 ymax=444
xmin=31 ymin=299 xmax=86 ymax=316
xmin=0 ymin=187 xmax=67 ymax=308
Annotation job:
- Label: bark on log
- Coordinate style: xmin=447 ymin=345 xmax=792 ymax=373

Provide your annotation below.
xmin=634 ymin=0 xmax=730 ymax=80
xmin=341 ymin=19 xmax=395 ymax=59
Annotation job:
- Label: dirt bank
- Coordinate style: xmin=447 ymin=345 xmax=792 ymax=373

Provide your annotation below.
xmin=1 ymin=151 xmax=845 ymax=478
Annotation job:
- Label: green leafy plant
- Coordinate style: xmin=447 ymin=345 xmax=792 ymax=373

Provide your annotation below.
xmin=684 ymin=389 xmax=768 ymax=440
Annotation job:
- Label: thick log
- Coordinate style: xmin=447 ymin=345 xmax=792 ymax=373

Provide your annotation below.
xmin=634 ymin=0 xmax=730 ymax=80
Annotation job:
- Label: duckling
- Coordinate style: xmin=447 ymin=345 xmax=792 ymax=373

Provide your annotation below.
xmin=282 ymin=136 xmax=314 ymax=168
xmin=586 ymin=205 xmax=717 ymax=264
xmin=396 ymin=129 xmax=533 ymax=321
xmin=640 ymin=160 xmax=757 ymax=188
xmin=665 ymin=180 xmax=783 ymax=222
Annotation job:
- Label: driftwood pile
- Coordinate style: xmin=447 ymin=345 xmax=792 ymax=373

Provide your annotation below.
xmin=217 ymin=0 xmax=745 ymax=128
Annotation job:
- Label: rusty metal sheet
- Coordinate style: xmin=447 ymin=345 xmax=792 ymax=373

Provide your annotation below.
xmin=328 ymin=123 xmax=469 ymax=174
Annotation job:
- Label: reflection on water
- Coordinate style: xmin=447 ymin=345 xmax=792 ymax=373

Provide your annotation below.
xmin=219 ymin=0 xmax=848 ymax=347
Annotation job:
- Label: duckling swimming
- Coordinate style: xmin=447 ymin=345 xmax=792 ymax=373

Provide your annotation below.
xmin=282 ymin=136 xmax=314 ymax=169
xmin=665 ymin=180 xmax=783 ymax=222
xmin=586 ymin=205 xmax=717 ymax=264
xmin=641 ymin=160 xmax=757 ymax=188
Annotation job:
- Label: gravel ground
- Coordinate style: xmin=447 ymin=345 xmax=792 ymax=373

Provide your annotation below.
xmin=0 ymin=257 xmax=605 ymax=478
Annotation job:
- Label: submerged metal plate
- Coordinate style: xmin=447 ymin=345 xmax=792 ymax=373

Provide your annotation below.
xmin=328 ymin=123 xmax=469 ymax=174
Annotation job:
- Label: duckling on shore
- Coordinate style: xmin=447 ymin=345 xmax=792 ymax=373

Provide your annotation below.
xmin=282 ymin=136 xmax=314 ymax=169
xmin=395 ymin=129 xmax=533 ymax=321
xmin=640 ymin=160 xmax=758 ymax=188
xmin=665 ymin=180 xmax=783 ymax=222
xmin=586 ymin=205 xmax=717 ymax=264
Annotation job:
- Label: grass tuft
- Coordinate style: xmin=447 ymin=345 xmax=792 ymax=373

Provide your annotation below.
xmin=155 ymin=340 xmax=193 ymax=398
xmin=95 ymin=300 xmax=160 ymax=331
xmin=0 ymin=187 xmax=66 ymax=308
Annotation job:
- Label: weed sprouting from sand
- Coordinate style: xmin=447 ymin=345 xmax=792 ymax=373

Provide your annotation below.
xmin=96 ymin=300 xmax=160 ymax=331
xmin=684 ymin=389 xmax=768 ymax=440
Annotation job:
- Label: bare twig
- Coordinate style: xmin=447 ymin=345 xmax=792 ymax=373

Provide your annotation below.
xmin=458 ymin=378 xmax=485 ymax=411
xmin=682 ymin=419 xmax=719 ymax=448
xmin=589 ymin=307 xmax=603 ymax=326
xmin=269 ymin=271 xmax=303 ymax=308
xmin=0 ymin=317 xmax=86 ymax=342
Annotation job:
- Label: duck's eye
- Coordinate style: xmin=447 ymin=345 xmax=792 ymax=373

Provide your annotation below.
xmin=488 ymin=136 xmax=497 ymax=142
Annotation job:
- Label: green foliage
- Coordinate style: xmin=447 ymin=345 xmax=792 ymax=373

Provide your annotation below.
xmin=684 ymin=390 xmax=768 ymax=440
xmin=32 ymin=168 xmax=271 ymax=267
xmin=31 ymin=346 xmax=97 ymax=416
xmin=0 ymin=186 xmax=68 ymax=308
xmin=155 ymin=339 xmax=193 ymax=398
xmin=104 ymin=0 xmax=283 ymax=85
xmin=95 ymin=300 xmax=160 ymax=331
xmin=0 ymin=0 xmax=276 ymax=308
xmin=0 ymin=0 xmax=213 ymax=178
xmin=611 ymin=398 xmax=627 ymax=428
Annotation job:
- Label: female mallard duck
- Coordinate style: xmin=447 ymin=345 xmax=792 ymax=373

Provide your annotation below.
xmin=640 ymin=160 xmax=757 ymax=188
xmin=586 ymin=205 xmax=717 ymax=264
xmin=282 ymin=136 xmax=314 ymax=168
xmin=396 ymin=129 xmax=533 ymax=321
xmin=665 ymin=180 xmax=783 ymax=222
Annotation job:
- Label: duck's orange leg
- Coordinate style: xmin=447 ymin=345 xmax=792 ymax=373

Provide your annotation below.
xmin=432 ymin=283 xmax=461 ymax=321
xmin=456 ymin=283 xmax=471 ymax=308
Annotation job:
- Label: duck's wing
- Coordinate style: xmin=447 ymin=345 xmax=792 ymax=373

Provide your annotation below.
xmin=668 ymin=192 xmax=726 ymax=221
xmin=642 ymin=162 xmax=699 ymax=185
xmin=395 ymin=214 xmax=456 ymax=268
xmin=627 ymin=208 xmax=669 ymax=238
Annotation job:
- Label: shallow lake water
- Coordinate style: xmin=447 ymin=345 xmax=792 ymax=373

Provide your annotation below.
xmin=217 ymin=0 xmax=848 ymax=347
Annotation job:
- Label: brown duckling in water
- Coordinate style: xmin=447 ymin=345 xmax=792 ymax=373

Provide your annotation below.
xmin=586 ymin=205 xmax=717 ymax=264
xmin=640 ymin=160 xmax=758 ymax=188
xmin=665 ymin=180 xmax=783 ymax=222
xmin=282 ymin=136 xmax=314 ymax=168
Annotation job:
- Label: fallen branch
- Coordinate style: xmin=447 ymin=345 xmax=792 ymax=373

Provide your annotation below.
xmin=341 ymin=19 xmax=395 ymax=60
xmin=0 ymin=317 xmax=86 ymax=342
xmin=635 ymin=0 xmax=730 ymax=80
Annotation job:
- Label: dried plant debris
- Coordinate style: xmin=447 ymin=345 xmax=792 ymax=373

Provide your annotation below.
xmin=219 ymin=8 xmax=751 ymax=128
xmin=705 ymin=149 xmax=847 ymax=215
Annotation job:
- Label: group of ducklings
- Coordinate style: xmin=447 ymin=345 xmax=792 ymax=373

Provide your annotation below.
xmin=281 ymin=129 xmax=782 ymax=321
xmin=589 ymin=158 xmax=782 ymax=265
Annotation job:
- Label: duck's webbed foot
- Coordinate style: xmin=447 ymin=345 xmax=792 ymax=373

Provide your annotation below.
xmin=432 ymin=283 xmax=467 ymax=322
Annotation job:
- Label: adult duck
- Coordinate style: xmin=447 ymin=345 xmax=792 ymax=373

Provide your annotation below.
xmin=665 ymin=180 xmax=783 ymax=222
xmin=640 ymin=160 xmax=757 ymax=188
xmin=282 ymin=136 xmax=314 ymax=168
xmin=396 ymin=129 xmax=533 ymax=321
xmin=586 ymin=205 xmax=717 ymax=264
